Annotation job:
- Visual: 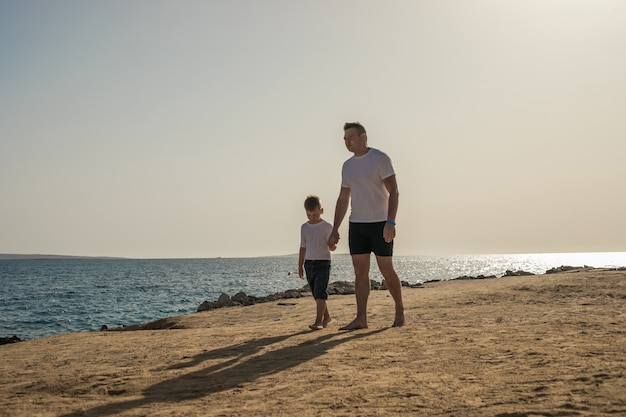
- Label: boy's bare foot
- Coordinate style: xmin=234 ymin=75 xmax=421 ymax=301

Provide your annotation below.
xmin=392 ymin=311 xmax=405 ymax=327
xmin=309 ymin=324 xmax=324 ymax=331
xmin=322 ymin=317 xmax=332 ymax=328
xmin=339 ymin=318 xmax=368 ymax=331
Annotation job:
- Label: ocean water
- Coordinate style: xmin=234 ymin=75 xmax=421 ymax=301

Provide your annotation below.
xmin=1 ymin=252 xmax=625 ymax=341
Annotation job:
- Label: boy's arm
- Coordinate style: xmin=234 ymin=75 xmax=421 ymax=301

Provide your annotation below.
xmin=328 ymin=224 xmax=337 ymax=252
xmin=298 ymin=247 xmax=306 ymax=278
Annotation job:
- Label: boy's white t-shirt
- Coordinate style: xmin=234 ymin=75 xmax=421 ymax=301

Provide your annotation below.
xmin=341 ymin=148 xmax=395 ymax=223
xmin=300 ymin=220 xmax=333 ymax=261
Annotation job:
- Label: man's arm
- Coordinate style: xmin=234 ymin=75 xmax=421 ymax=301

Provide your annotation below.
xmin=329 ymin=187 xmax=350 ymax=246
xmin=383 ymin=175 xmax=399 ymax=243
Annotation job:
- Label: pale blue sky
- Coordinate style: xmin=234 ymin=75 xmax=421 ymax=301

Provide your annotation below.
xmin=1 ymin=0 xmax=625 ymax=258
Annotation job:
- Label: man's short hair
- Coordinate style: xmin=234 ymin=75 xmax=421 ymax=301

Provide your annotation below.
xmin=343 ymin=122 xmax=366 ymax=135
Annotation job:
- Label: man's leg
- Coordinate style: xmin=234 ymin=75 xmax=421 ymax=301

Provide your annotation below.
xmin=340 ymin=253 xmax=371 ymax=330
xmin=376 ymin=255 xmax=405 ymax=327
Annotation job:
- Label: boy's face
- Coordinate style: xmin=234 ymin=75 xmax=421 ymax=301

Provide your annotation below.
xmin=306 ymin=207 xmax=323 ymax=223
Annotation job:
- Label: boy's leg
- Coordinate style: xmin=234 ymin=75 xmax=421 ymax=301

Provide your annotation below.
xmin=323 ymin=303 xmax=331 ymax=327
xmin=311 ymin=299 xmax=326 ymax=329
xmin=307 ymin=298 xmax=325 ymax=330
xmin=320 ymin=261 xmax=331 ymax=327
xmin=304 ymin=261 xmax=322 ymax=330
xmin=310 ymin=261 xmax=331 ymax=330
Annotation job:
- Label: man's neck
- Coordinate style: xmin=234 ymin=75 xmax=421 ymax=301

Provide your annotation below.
xmin=353 ymin=147 xmax=370 ymax=157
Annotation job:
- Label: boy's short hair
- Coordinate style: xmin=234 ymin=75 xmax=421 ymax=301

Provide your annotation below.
xmin=343 ymin=122 xmax=366 ymax=135
xmin=304 ymin=195 xmax=321 ymax=211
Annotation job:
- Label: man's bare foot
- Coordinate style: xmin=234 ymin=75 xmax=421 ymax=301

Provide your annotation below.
xmin=392 ymin=311 xmax=405 ymax=327
xmin=339 ymin=318 xmax=368 ymax=331
xmin=322 ymin=317 xmax=332 ymax=328
xmin=309 ymin=323 xmax=324 ymax=331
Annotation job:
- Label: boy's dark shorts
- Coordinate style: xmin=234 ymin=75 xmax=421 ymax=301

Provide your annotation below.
xmin=349 ymin=221 xmax=394 ymax=256
xmin=304 ymin=260 xmax=331 ymax=300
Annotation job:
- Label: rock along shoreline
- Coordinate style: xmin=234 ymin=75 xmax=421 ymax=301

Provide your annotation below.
xmin=102 ymin=265 xmax=623 ymax=333
xmin=5 ymin=265 xmax=623 ymax=340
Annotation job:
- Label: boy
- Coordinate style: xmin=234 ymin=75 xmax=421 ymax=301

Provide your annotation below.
xmin=299 ymin=195 xmax=336 ymax=330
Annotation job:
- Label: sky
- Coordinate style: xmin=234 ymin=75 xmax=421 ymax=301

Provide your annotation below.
xmin=1 ymin=0 xmax=625 ymax=259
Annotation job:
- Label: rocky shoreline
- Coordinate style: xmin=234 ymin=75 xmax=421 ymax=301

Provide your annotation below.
xmin=103 ymin=269 xmax=542 ymax=333
xmin=6 ymin=265 xmax=624 ymax=340
xmin=0 ymin=335 xmax=21 ymax=345
xmin=193 ymin=266 xmax=557 ymax=312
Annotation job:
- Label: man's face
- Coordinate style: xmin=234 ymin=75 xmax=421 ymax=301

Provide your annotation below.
xmin=343 ymin=128 xmax=365 ymax=153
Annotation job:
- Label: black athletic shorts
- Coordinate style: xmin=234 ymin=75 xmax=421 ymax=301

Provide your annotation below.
xmin=303 ymin=260 xmax=331 ymax=300
xmin=349 ymin=221 xmax=393 ymax=256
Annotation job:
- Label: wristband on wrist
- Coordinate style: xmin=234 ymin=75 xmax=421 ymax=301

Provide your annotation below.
xmin=386 ymin=220 xmax=396 ymax=226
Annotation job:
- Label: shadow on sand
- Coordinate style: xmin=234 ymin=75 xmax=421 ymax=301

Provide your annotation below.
xmin=62 ymin=328 xmax=387 ymax=416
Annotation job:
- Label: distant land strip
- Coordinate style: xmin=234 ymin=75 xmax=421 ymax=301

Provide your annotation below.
xmin=0 ymin=254 xmax=125 ymax=260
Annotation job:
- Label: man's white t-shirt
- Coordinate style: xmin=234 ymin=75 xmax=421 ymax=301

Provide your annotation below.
xmin=300 ymin=220 xmax=333 ymax=261
xmin=341 ymin=148 xmax=395 ymax=223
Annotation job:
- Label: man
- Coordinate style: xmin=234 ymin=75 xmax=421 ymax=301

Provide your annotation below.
xmin=328 ymin=122 xmax=405 ymax=329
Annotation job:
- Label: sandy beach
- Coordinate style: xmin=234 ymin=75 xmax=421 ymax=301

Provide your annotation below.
xmin=1 ymin=268 xmax=625 ymax=417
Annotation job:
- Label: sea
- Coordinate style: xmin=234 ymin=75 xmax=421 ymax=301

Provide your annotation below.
xmin=2 ymin=252 xmax=625 ymax=341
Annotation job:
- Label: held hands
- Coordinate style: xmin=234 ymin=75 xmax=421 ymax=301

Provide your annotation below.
xmin=328 ymin=230 xmax=340 ymax=248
